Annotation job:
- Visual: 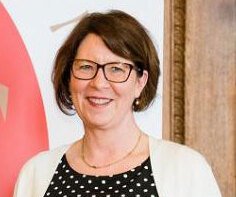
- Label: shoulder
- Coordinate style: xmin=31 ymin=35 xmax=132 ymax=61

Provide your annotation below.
xmin=149 ymin=136 xmax=207 ymax=165
xmin=23 ymin=144 xmax=70 ymax=169
xmin=17 ymin=144 xmax=71 ymax=179
xmin=148 ymin=136 xmax=214 ymax=178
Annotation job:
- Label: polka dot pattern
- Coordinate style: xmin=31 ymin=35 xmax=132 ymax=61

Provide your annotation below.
xmin=43 ymin=155 xmax=159 ymax=196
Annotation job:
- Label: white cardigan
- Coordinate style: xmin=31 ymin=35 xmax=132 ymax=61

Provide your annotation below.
xmin=14 ymin=137 xmax=222 ymax=197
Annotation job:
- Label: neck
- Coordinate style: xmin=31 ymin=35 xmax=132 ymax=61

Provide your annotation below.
xmin=82 ymin=116 xmax=142 ymax=168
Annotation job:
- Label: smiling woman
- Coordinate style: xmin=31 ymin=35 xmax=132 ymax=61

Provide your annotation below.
xmin=14 ymin=10 xmax=221 ymax=197
xmin=69 ymin=33 xmax=148 ymax=131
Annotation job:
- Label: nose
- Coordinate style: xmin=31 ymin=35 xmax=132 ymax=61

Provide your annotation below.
xmin=89 ymin=67 xmax=109 ymax=88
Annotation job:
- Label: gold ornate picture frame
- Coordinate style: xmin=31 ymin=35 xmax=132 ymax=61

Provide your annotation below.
xmin=163 ymin=0 xmax=186 ymax=144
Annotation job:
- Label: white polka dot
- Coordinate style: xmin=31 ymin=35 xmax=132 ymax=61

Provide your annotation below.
xmin=123 ymin=174 xmax=128 ymax=178
xmin=80 ymin=185 xmax=84 ymax=189
xmin=122 ymin=185 xmax=127 ymax=188
xmin=75 ymin=180 xmax=79 ymax=184
xmin=144 ymin=165 xmax=149 ymax=169
xmin=131 ymin=168 xmax=135 ymax=172
xmin=62 ymin=164 xmax=66 ymax=168
xmin=94 ymin=186 xmax=99 ymax=190
xmin=82 ymin=174 xmax=86 ymax=178
xmin=50 ymin=181 xmax=54 ymax=185
xmin=55 ymin=171 xmax=58 ymax=174
xmin=121 ymin=194 xmax=125 ymax=197
xmin=144 ymin=178 xmax=148 ymax=182
xmin=137 ymin=172 xmax=142 ymax=176
xmin=71 ymin=190 xmax=76 ymax=193
xmin=65 ymin=169 xmax=70 ymax=173
xmin=70 ymin=175 xmax=74 ymax=179
xmin=58 ymin=176 xmax=62 ymax=180
xmin=130 ymin=179 xmax=134 ymax=182
xmin=77 ymin=195 xmax=81 ymax=197
xmin=88 ymin=179 xmax=92 ymax=184
xmin=101 ymin=180 xmax=106 ymax=184
xmin=54 ymin=186 xmax=58 ymax=190
xmin=129 ymin=189 xmax=133 ymax=192
xmin=62 ymin=180 xmax=66 ymax=184
xmin=63 ymin=195 xmax=67 ymax=197
xmin=144 ymin=189 xmax=148 ymax=192
xmin=151 ymin=183 xmax=155 ymax=186
xmin=85 ymin=190 xmax=90 ymax=193
xmin=116 ymin=180 xmax=121 ymax=184
xmin=46 ymin=192 xmax=50 ymax=196
xmin=136 ymin=195 xmax=141 ymax=197
xmin=100 ymin=190 xmax=105 ymax=193
xmin=115 ymin=190 xmax=119 ymax=193
xmin=66 ymin=185 xmax=71 ymax=189
xmin=108 ymin=186 xmax=113 ymax=190
xmin=58 ymin=191 xmax=62 ymax=195
xmin=91 ymin=195 xmax=96 ymax=197
xmin=136 ymin=183 xmax=141 ymax=187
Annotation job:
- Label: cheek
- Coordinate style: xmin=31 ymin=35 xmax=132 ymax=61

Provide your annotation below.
xmin=70 ymin=78 xmax=84 ymax=94
xmin=114 ymin=82 xmax=136 ymax=103
xmin=69 ymin=81 xmax=85 ymax=115
xmin=69 ymin=80 xmax=86 ymax=107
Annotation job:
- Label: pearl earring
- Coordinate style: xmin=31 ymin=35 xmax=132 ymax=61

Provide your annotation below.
xmin=135 ymin=98 xmax=140 ymax=105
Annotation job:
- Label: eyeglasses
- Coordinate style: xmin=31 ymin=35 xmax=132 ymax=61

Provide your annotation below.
xmin=71 ymin=59 xmax=141 ymax=83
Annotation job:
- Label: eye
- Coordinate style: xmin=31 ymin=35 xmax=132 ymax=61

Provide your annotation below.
xmin=107 ymin=63 xmax=128 ymax=74
xmin=79 ymin=64 xmax=93 ymax=70
xmin=73 ymin=60 xmax=95 ymax=72
xmin=110 ymin=66 xmax=125 ymax=73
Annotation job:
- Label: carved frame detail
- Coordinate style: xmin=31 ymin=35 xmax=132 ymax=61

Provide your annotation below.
xmin=163 ymin=0 xmax=186 ymax=144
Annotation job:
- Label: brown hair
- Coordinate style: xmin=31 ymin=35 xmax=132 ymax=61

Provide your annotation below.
xmin=52 ymin=10 xmax=160 ymax=114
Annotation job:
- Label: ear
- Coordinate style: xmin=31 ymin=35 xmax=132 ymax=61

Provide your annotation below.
xmin=135 ymin=70 xmax=148 ymax=98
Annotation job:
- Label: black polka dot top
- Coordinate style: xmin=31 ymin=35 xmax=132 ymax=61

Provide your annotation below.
xmin=44 ymin=154 xmax=159 ymax=197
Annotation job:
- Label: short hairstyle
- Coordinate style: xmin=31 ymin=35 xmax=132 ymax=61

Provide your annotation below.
xmin=52 ymin=10 xmax=160 ymax=115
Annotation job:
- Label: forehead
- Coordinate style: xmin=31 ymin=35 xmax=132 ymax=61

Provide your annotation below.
xmin=75 ymin=33 xmax=133 ymax=64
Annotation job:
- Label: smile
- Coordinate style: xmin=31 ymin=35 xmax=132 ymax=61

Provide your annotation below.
xmin=87 ymin=97 xmax=113 ymax=105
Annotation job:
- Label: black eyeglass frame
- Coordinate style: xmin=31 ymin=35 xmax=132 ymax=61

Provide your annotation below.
xmin=71 ymin=59 xmax=143 ymax=83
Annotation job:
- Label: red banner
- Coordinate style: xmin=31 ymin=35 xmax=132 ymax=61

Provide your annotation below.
xmin=0 ymin=3 xmax=49 ymax=196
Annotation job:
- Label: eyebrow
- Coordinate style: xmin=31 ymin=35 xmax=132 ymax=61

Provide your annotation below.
xmin=74 ymin=59 xmax=134 ymax=65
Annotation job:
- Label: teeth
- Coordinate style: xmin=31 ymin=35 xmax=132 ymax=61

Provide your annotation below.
xmin=88 ymin=98 xmax=111 ymax=105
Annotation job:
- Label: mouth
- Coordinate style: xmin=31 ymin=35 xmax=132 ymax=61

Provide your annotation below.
xmin=87 ymin=97 xmax=113 ymax=106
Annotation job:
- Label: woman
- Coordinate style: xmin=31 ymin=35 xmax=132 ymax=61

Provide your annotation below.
xmin=14 ymin=10 xmax=221 ymax=197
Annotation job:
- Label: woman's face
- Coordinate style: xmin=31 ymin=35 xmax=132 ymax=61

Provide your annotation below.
xmin=70 ymin=33 xmax=148 ymax=129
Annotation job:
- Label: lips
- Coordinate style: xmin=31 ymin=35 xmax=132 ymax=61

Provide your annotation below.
xmin=87 ymin=97 xmax=113 ymax=106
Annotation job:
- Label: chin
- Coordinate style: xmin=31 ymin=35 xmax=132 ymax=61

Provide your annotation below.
xmin=85 ymin=115 xmax=114 ymax=129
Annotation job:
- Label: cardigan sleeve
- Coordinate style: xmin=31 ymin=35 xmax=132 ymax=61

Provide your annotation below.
xmin=13 ymin=145 xmax=70 ymax=197
xmin=149 ymin=138 xmax=222 ymax=197
xmin=13 ymin=155 xmax=37 ymax=197
xmin=185 ymin=152 xmax=222 ymax=197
